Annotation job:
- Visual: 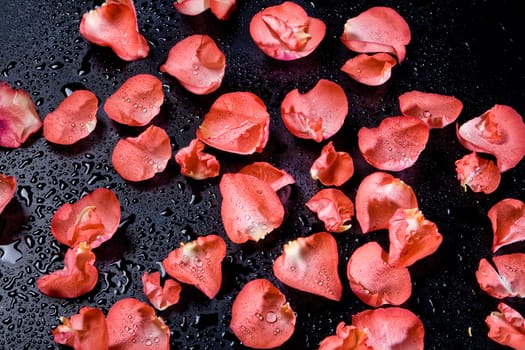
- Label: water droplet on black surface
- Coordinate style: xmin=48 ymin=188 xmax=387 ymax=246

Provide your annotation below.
xmin=60 ymin=82 xmax=87 ymax=97
xmin=17 ymin=186 xmax=33 ymax=207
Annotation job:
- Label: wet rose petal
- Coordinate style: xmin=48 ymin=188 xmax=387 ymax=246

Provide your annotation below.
xmin=79 ymin=0 xmax=149 ymax=61
xmin=220 ymin=173 xmax=284 ymax=243
xmin=352 ymin=307 xmax=425 ymax=350
xmin=43 ymin=90 xmax=98 ymax=145
xmin=107 ymin=298 xmax=170 ymax=350
xmin=306 ymin=189 xmax=354 ymax=233
xmin=399 ymin=90 xmax=463 ymax=128
xmin=457 ymin=104 xmax=525 ymax=172
xmin=37 ymin=242 xmax=98 ymax=298
xmin=455 ymin=152 xmax=501 ymax=194
xmin=358 ymin=115 xmax=430 ymax=171
xmin=142 ymin=271 xmax=181 ymax=311
xmin=341 ymin=53 xmax=397 ymax=86
xmin=318 ymin=321 xmax=372 ymax=350
xmin=310 ymin=141 xmax=354 ymax=186
xmin=52 ymin=307 xmax=108 ymax=350
xmin=210 ymin=0 xmax=237 ymax=20
xmin=230 ymin=278 xmax=296 ymax=349
xmin=112 ymin=125 xmax=171 ymax=181
xmin=51 ymin=188 xmax=121 ymax=249
xmin=0 ymin=81 xmax=42 ymax=148
xmin=273 ymin=232 xmax=343 ymax=301
xmin=196 ymin=92 xmax=270 ymax=155
xmin=249 ymin=1 xmax=326 ymax=60
xmin=476 ymin=253 xmax=525 ymax=299
xmin=388 ymin=208 xmax=443 ymax=267
xmin=175 ymin=139 xmax=220 ymax=180
xmin=281 ymin=80 xmax=348 ymax=142
xmin=162 ymin=234 xmax=226 ymax=299
xmin=347 ymin=241 xmax=411 ymax=307
xmin=486 ymin=302 xmax=525 ymax=349
xmin=355 ymin=172 xmax=418 ymax=233
xmin=239 ymin=162 xmax=295 ymax=192
xmin=341 ymin=6 xmax=411 ymax=63
xmin=488 ymin=198 xmax=525 ymax=253
xmin=0 ymin=173 xmax=16 ymax=214
xmin=160 ymin=35 xmax=226 ymax=95
xmin=104 ymin=74 xmax=164 ymax=126
xmin=173 ymin=0 xmax=209 ymax=15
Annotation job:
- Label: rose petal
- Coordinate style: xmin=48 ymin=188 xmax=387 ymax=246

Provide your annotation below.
xmin=399 ymin=90 xmax=463 ymax=128
xmin=318 ymin=321 xmax=372 ymax=350
xmin=173 ymin=0 xmax=210 ymax=16
xmin=310 ymin=141 xmax=354 ymax=186
xmin=0 ymin=173 xmax=16 ymax=214
xmin=142 ymin=271 xmax=181 ymax=311
xmin=239 ymin=162 xmax=295 ymax=192
xmin=306 ymin=189 xmax=354 ymax=233
xmin=341 ymin=53 xmax=397 ymax=86
xmin=486 ymin=302 xmax=525 ymax=349
xmin=175 ymin=139 xmax=220 ymax=180
xmin=476 ymin=253 xmax=525 ymax=299
xmin=488 ymin=198 xmax=525 ymax=253
xmin=455 ymin=152 xmax=501 ymax=194
xmin=52 ymin=307 xmax=108 ymax=350
xmin=210 ymin=0 xmax=237 ymax=20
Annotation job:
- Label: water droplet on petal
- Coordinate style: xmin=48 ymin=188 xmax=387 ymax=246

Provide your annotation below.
xmin=265 ymin=311 xmax=277 ymax=323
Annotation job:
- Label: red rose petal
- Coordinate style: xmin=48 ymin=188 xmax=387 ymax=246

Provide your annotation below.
xmin=37 ymin=242 xmax=98 ymax=298
xmin=210 ymin=0 xmax=237 ymax=20
xmin=239 ymin=162 xmax=295 ymax=192
xmin=341 ymin=53 xmax=397 ymax=86
xmin=175 ymin=139 xmax=220 ymax=180
xmin=347 ymin=241 xmax=411 ymax=307
xmin=103 ymin=74 xmax=164 ymax=126
xmin=457 ymin=104 xmax=525 ymax=172
xmin=318 ymin=321 xmax=372 ymax=350
xmin=281 ymin=79 xmax=348 ymax=142
xmin=455 ymin=152 xmax=501 ymax=194
xmin=79 ymin=0 xmax=149 ymax=61
xmin=306 ymin=189 xmax=354 ymax=233
xmin=249 ymin=1 xmax=326 ymax=60
xmin=388 ymin=208 xmax=443 ymax=267
xmin=112 ymin=125 xmax=171 ymax=181
xmin=219 ymin=173 xmax=284 ymax=243
xmin=196 ymin=92 xmax=270 ymax=155
xmin=0 ymin=173 xmax=16 ymax=214
xmin=310 ymin=141 xmax=354 ymax=186
xmin=142 ymin=271 xmax=181 ymax=311
xmin=358 ymin=115 xmax=430 ymax=171
xmin=52 ymin=307 xmax=108 ymax=350
xmin=488 ymin=198 xmax=525 ymax=253
xmin=273 ymin=232 xmax=343 ymax=301
xmin=173 ymin=0 xmax=209 ymax=15
xmin=51 ymin=188 xmax=121 ymax=249
xmin=476 ymin=253 xmax=525 ymax=299
xmin=399 ymin=90 xmax=463 ymax=128
xmin=230 ymin=279 xmax=296 ymax=349
xmin=352 ymin=307 xmax=425 ymax=350
xmin=0 ymin=81 xmax=42 ymax=148
xmin=160 ymin=34 xmax=226 ymax=95
xmin=486 ymin=302 xmax=525 ymax=349
xmin=355 ymin=172 xmax=418 ymax=233
xmin=341 ymin=6 xmax=411 ymax=63
xmin=162 ymin=234 xmax=226 ymax=299
xmin=107 ymin=298 xmax=170 ymax=350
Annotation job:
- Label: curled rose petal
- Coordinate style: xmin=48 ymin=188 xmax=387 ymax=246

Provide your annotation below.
xmin=249 ymin=1 xmax=326 ymax=60
xmin=306 ymin=189 xmax=354 ymax=233
xmin=273 ymin=232 xmax=343 ymax=301
xmin=239 ymin=162 xmax=295 ymax=192
xmin=112 ymin=125 xmax=172 ymax=181
xmin=399 ymin=90 xmax=463 ymax=128
xmin=318 ymin=321 xmax=372 ymax=350
xmin=162 ymin=234 xmax=226 ymax=299
xmin=341 ymin=53 xmax=397 ymax=86
xmin=341 ymin=6 xmax=411 ymax=63
xmin=347 ymin=241 xmax=411 ymax=307
xmin=358 ymin=115 xmax=430 ymax=171
xmin=196 ymin=92 xmax=270 ymax=155
xmin=488 ymin=198 xmax=525 ymax=253
xmin=230 ymin=279 xmax=296 ymax=349
xmin=352 ymin=307 xmax=425 ymax=350
xmin=52 ymin=307 xmax=108 ymax=350
xmin=51 ymin=188 xmax=121 ymax=249
xmin=37 ymin=242 xmax=98 ymax=298
xmin=175 ymin=139 xmax=220 ymax=180
xmin=103 ymin=74 xmax=164 ymax=126
xmin=310 ymin=141 xmax=354 ymax=186
xmin=0 ymin=173 xmax=16 ymax=214
xmin=0 ymin=81 xmax=42 ymax=148
xmin=355 ymin=172 xmax=418 ymax=233
xmin=107 ymin=298 xmax=170 ymax=350
xmin=281 ymin=80 xmax=348 ymax=142
xmin=455 ymin=152 xmax=501 ymax=194
xmin=142 ymin=271 xmax=182 ymax=311
xmin=173 ymin=0 xmax=209 ymax=15
xmin=388 ymin=208 xmax=443 ymax=267
xmin=79 ymin=0 xmax=149 ymax=61
xmin=486 ymin=302 xmax=525 ymax=350
xmin=160 ymin=35 xmax=226 ymax=95
xmin=220 ymin=173 xmax=284 ymax=243
xmin=457 ymin=104 xmax=525 ymax=172
xmin=210 ymin=0 xmax=236 ymax=20
xmin=476 ymin=253 xmax=525 ymax=299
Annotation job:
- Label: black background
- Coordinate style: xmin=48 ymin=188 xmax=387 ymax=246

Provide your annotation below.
xmin=1 ymin=0 xmax=524 ymax=349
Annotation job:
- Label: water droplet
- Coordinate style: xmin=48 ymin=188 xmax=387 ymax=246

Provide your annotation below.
xmin=0 ymin=240 xmax=23 ymax=264
xmin=265 ymin=311 xmax=277 ymax=323
xmin=49 ymin=62 xmax=64 ymax=70
xmin=388 ymin=147 xmax=393 ymax=151
xmin=71 ymin=122 xmax=76 ymax=128
xmin=273 ymin=328 xmax=281 ymax=335
xmin=423 ymin=110 xmax=431 ymax=118
xmin=193 ymin=257 xmax=203 ymax=267
xmin=145 ymin=339 xmax=152 ymax=346
xmin=255 ymin=312 xmax=264 ymax=321
xmin=18 ymin=186 xmax=33 ymax=207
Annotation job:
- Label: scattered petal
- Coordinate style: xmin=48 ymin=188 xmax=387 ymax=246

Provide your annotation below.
xmin=399 ymin=90 xmax=463 ymax=128
xmin=488 ymin=198 xmax=525 ymax=253
xmin=476 ymin=253 xmax=525 ymax=299
xmin=341 ymin=53 xmax=397 ymax=86
xmin=210 ymin=0 xmax=237 ymax=20
xmin=455 ymin=152 xmax=501 ymax=194
xmin=142 ymin=271 xmax=181 ymax=311
xmin=486 ymin=302 xmax=525 ymax=350
xmin=52 ymin=307 xmax=108 ymax=350
xmin=318 ymin=321 xmax=372 ymax=350
xmin=175 ymin=139 xmax=220 ymax=180
xmin=173 ymin=0 xmax=210 ymax=16
xmin=310 ymin=141 xmax=354 ymax=186
xmin=0 ymin=173 xmax=16 ymax=214
xmin=239 ymin=162 xmax=295 ymax=192
xmin=306 ymin=189 xmax=354 ymax=233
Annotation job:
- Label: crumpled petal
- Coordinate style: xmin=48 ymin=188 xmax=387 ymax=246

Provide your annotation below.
xmin=341 ymin=53 xmax=397 ymax=86
xmin=318 ymin=321 xmax=372 ymax=350
xmin=486 ymin=302 xmax=525 ymax=350
xmin=239 ymin=162 xmax=295 ymax=192
xmin=0 ymin=173 xmax=16 ymax=215
xmin=488 ymin=198 xmax=525 ymax=253
xmin=455 ymin=152 xmax=501 ymax=194
xmin=142 ymin=271 xmax=181 ymax=311
xmin=476 ymin=253 xmax=525 ymax=299
xmin=399 ymin=90 xmax=463 ymax=128
xmin=175 ymin=139 xmax=220 ymax=180
xmin=52 ymin=307 xmax=108 ymax=350
xmin=306 ymin=189 xmax=354 ymax=233
xmin=310 ymin=141 xmax=354 ymax=186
